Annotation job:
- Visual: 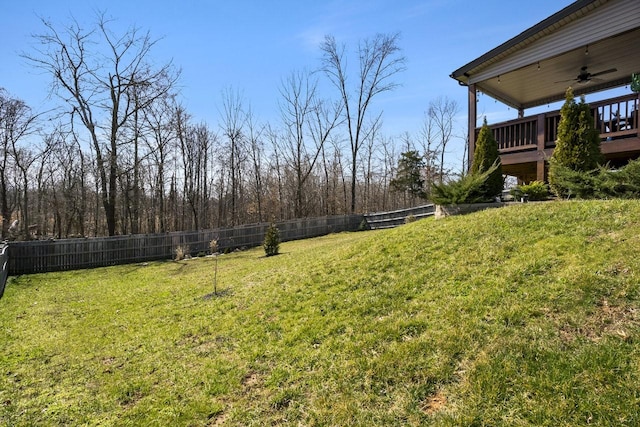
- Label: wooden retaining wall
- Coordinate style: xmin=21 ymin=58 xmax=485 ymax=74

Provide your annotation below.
xmin=434 ymin=202 xmax=506 ymax=219
xmin=7 ymin=215 xmax=364 ymax=275
xmin=364 ymin=204 xmax=435 ymax=229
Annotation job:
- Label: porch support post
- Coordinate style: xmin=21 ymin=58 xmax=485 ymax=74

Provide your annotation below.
xmin=468 ymin=84 xmax=477 ymax=172
xmin=636 ymin=91 xmax=640 ymax=133
xmin=536 ymin=113 xmax=546 ymax=182
xmin=536 ymin=160 xmax=546 ymax=182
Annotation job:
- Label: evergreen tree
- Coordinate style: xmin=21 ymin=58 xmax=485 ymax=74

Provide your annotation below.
xmin=263 ymin=223 xmax=281 ymax=257
xmin=549 ymin=87 xmax=602 ymax=196
xmin=551 ymin=87 xmax=602 ymax=171
xmin=471 ymin=117 xmax=503 ymax=199
xmin=390 ymin=151 xmax=427 ymax=200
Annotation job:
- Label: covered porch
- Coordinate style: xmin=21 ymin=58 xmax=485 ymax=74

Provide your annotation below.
xmin=451 ymin=0 xmax=640 ymax=183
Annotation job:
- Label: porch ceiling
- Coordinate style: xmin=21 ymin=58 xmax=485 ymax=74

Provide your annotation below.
xmin=451 ymin=0 xmax=640 ymax=111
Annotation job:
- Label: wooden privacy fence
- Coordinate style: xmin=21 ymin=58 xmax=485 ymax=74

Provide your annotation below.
xmin=364 ymin=204 xmax=435 ymax=229
xmin=7 ymin=214 xmax=364 ymax=275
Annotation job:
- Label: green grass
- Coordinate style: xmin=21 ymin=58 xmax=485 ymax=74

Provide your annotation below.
xmin=2 ymin=200 xmax=640 ymax=426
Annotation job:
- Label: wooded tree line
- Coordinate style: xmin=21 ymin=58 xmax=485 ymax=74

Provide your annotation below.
xmin=0 ymin=15 xmax=460 ymax=240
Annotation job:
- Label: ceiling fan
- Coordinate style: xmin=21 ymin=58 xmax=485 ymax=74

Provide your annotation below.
xmin=556 ymin=66 xmax=617 ymax=85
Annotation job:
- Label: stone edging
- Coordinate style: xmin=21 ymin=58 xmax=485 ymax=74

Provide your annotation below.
xmin=434 ymin=202 xmax=506 ymax=219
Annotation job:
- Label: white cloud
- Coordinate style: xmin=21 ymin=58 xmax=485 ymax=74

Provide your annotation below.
xmin=295 ymin=26 xmax=331 ymax=52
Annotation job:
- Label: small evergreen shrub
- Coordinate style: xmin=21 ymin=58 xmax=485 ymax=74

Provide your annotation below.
xmin=431 ymin=161 xmax=501 ymax=205
xmin=404 ymin=214 xmax=416 ymax=224
xmin=548 ymin=159 xmax=599 ymax=199
xmin=358 ymin=219 xmax=370 ymax=231
xmin=510 ymin=181 xmax=550 ymax=201
xmin=548 ymin=158 xmax=640 ymax=200
xmin=596 ymin=159 xmax=640 ymax=199
xmin=593 ymin=167 xmax=623 ymax=199
xmin=263 ymin=223 xmax=281 ymax=257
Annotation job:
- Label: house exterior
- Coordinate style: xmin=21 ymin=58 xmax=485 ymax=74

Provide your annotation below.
xmin=450 ymin=0 xmax=640 ymax=183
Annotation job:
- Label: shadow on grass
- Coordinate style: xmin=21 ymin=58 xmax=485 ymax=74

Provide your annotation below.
xmin=258 ymin=252 xmax=285 ymax=259
xmin=201 ymin=288 xmax=233 ymax=300
xmin=120 ymin=262 xmax=157 ymax=275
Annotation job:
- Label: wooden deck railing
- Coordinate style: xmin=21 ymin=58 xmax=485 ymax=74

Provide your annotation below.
xmin=479 ymin=93 xmax=639 ymax=152
xmin=490 ymin=116 xmax=538 ymax=152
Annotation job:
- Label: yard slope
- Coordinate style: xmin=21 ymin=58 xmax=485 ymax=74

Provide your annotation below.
xmin=1 ymin=200 xmax=639 ymax=426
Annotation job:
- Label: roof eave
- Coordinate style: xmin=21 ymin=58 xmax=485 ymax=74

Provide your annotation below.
xmin=450 ymin=0 xmax=602 ymax=82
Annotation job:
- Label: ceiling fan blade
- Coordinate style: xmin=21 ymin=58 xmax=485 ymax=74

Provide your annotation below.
xmin=590 ymin=68 xmax=617 ymax=77
xmin=554 ymin=67 xmax=617 ymax=85
xmin=554 ymin=77 xmax=577 ymax=84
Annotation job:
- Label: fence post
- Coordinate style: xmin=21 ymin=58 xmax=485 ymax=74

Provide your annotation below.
xmin=0 ymin=243 xmax=9 ymax=299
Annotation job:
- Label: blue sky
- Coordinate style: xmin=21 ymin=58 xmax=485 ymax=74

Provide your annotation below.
xmin=2 ymin=0 xmax=577 ymax=167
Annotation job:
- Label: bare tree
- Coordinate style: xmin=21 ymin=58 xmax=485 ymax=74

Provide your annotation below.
xmin=44 ymin=128 xmax=88 ymax=238
xmin=278 ymin=70 xmax=342 ymax=217
xmin=459 ymin=128 xmax=470 ymax=174
xmin=378 ymin=135 xmax=397 ymax=211
xmin=279 ymin=70 xmax=317 ymax=217
xmin=25 ymin=14 xmax=179 ymax=235
xmin=123 ymin=79 xmax=158 ymax=234
xmin=309 ymin=98 xmax=343 ymax=213
xmin=266 ymin=125 xmax=286 ymax=220
xmin=361 ymin=120 xmax=382 ymax=212
xmin=329 ymin=137 xmax=349 ymax=215
xmin=198 ymin=123 xmax=215 ymax=228
xmin=427 ymin=96 xmax=459 ymax=183
xmin=245 ymin=108 xmax=266 ymax=222
xmin=143 ymin=94 xmax=177 ymax=232
xmin=35 ymin=130 xmax=56 ymax=237
xmin=13 ymin=146 xmax=39 ymax=239
xmin=419 ymin=111 xmax=440 ymax=195
xmin=320 ymin=32 xmax=406 ymax=213
xmin=0 ymin=90 xmax=40 ymax=239
xmin=175 ymin=107 xmax=195 ymax=229
xmin=219 ymin=88 xmax=247 ymax=226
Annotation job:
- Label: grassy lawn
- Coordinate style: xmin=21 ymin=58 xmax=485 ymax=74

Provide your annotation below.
xmin=2 ymin=200 xmax=640 ymax=426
